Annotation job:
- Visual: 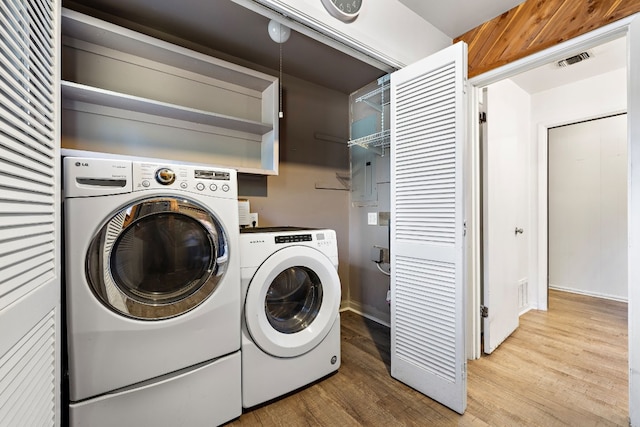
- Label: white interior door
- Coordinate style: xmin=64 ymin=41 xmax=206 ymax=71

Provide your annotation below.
xmin=0 ymin=0 xmax=61 ymax=424
xmin=390 ymin=41 xmax=467 ymax=414
xmin=482 ymin=81 xmax=525 ymax=354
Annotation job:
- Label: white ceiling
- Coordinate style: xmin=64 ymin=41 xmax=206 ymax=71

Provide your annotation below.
xmin=63 ymin=0 xmax=626 ymax=95
xmin=509 ymin=37 xmax=627 ymax=94
xmin=399 ymin=0 xmax=526 ymax=38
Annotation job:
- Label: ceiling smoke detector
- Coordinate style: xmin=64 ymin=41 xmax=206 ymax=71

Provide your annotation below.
xmin=556 ymin=51 xmax=593 ymax=68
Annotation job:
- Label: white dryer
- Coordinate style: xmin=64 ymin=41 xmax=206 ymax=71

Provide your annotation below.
xmin=63 ymin=156 xmax=241 ymax=426
xmin=239 ymin=227 xmax=341 ymax=408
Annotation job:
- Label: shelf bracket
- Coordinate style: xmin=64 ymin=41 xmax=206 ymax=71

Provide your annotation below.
xmin=361 ymin=99 xmax=383 ymax=113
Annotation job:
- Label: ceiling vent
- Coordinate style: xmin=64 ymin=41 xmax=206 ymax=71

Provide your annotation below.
xmin=556 ymin=51 xmax=593 ymax=68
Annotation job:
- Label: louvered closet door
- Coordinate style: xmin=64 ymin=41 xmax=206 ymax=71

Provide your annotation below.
xmin=0 ymin=0 xmax=60 ymax=426
xmin=390 ymin=42 xmax=467 ymax=414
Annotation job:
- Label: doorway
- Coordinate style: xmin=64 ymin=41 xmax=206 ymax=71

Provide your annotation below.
xmin=476 ymin=34 xmax=628 ymax=356
xmin=472 ymin=29 xmax=631 ymax=424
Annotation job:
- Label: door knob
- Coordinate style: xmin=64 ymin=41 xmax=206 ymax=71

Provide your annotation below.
xmin=515 ymin=227 xmax=524 ymax=235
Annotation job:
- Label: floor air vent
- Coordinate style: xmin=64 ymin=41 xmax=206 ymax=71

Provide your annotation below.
xmin=556 ymin=51 xmax=592 ymax=67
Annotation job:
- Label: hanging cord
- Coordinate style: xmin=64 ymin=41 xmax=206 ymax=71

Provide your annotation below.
xmin=268 ymin=19 xmax=288 ymax=118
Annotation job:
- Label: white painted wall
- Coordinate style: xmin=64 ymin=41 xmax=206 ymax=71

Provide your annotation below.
xmin=548 ymin=115 xmax=628 ymax=301
xmin=245 ymin=0 xmax=451 ymax=68
xmin=531 ymin=68 xmax=627 ymax=123
xmin=528 ymin=67 xmax=627 ymax=309
xmin=348 ymin=152 xmax=391 ymax=324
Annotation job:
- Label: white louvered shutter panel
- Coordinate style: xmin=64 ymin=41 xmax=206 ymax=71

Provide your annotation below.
xmin=0 ymin=0 xmax=60 ymax=426
xmin=390 ymin=42 xmax=467 ymax=414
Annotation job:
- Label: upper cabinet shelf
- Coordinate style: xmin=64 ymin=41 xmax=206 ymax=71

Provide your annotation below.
xmin=61 ymin=9 xmax=275 ymax=92
xmin=60 ymin=8 xmax=280 ymax=175
xmin=61 ymin=81 xmax=273 ymax=135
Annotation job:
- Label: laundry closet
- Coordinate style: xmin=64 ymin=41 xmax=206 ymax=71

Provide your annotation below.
xmin=58 ymin=0 xmax=481 ymax=418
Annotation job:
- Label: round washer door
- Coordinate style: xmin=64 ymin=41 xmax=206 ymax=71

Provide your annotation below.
xmin=244 ymin=245 xmax=340 ymax=358
xmin=86 ymin=196 xmax=229 ymax=320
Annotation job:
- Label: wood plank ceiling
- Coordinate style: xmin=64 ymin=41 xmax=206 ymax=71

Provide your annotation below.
xmin=454 ymin=0 xmax=640 ymax=78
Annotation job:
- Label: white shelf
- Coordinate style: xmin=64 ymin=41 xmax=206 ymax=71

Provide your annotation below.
xmin=61 ymin=81 xmax=273 ymax=135
xmin=60 ymin=7 xmax=279 ymax=176
xmin=348 ymin=129 xmax=390 ymax=149
xmin=61 ymin=9 xmax=274 ymax=92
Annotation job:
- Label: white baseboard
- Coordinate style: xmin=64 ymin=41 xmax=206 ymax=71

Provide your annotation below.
xmin=519 ymin=306 xmax=533 ymax=316
xmin=549 ymin=284 xmax=628 ymax=303
xmin=340 ymin=301 xmax=390 ymax=328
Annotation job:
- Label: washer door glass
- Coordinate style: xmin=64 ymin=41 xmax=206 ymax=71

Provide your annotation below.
xmin=244 ymin=246 xmax=340 ymax=358
xmin=266 ymin=266 xmax=323 ymax=334
xmin=86 ymin=197 xmax=228 ymax=320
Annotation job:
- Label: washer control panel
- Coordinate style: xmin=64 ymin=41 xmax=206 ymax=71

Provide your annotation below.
xmin=275 ymin=234 xmax=313 ymax=244
xmin=272 ymin=232 xmax=336 ymax=248
xmin=133 ymin=161 xmax=236 ymax=199
xmin=63 ymin=156 xmax=238 ymax=199
xmin=239 ymin=229 xmax=338 ymax=268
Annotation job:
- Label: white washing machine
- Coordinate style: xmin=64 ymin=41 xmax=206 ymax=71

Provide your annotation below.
xmin=239 ymin=227 xmax=341 ymax=408
xmin=63 ymin=156 xmax=241 ymax=427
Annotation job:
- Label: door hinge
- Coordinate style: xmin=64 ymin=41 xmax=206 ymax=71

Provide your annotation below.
xmin=480 ymin=305 xmax=489 ymax=318
xmin=479 ymin=112 xmax=487 ymax=124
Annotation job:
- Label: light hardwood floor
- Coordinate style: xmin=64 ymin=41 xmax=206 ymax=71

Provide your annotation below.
xmin=227 ymin=290 xmax=628 ymax=426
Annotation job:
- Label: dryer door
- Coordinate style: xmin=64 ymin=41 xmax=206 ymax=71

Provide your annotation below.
xmin=244 ymin=246 xmax=340 ymax=358
xmin=86 ymin=196 xmax=229 ymax=320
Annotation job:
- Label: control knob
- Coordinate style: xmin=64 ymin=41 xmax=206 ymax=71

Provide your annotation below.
xmin=155 ymin=168 xmax=176 ymax=185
